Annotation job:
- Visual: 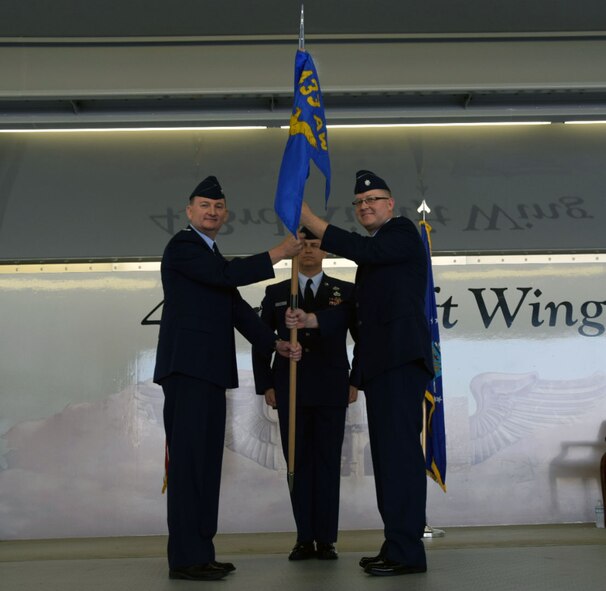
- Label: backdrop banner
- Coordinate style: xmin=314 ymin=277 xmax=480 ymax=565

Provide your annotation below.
xmin=0 ymin=258 xmax=604 ymax=538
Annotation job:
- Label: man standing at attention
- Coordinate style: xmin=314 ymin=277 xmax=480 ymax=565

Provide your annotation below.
xmin=286 ymin=170 xmax=433 ymax=577
xmin=154 ymin=175 xmax=302 ymax=581
xmin=252 ymin=227 xmax=357 ymax=562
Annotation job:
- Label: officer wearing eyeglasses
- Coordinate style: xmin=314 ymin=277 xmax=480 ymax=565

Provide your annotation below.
xmin=286 ymin=170 xmax=434 ymax=577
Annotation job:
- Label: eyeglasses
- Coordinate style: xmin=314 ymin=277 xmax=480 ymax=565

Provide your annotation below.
xmin=351 ymin=196 xmax=390 ymax=207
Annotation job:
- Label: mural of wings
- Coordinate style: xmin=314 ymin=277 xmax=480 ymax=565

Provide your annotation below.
xmin=224 ymin=379 xmax=284 ymax=471
xmin=469 ymin=371 xmax=606 ymax=465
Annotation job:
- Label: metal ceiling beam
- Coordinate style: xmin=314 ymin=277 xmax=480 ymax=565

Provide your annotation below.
xmin=2 ymin=38 xmax=606 ymax=127
xmin=2 ymin=90 xmax=606 ymax=128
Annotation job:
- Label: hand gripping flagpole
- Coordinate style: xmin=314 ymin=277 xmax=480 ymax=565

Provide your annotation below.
xmin=287 ymin=3 xmax=306 ymax=493
xmin=417 ymin=199 xmax=446 ymax=538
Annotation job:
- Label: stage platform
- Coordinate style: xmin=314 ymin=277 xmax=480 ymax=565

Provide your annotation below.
xmin=1 ymin=524 xmax=605 ymax=591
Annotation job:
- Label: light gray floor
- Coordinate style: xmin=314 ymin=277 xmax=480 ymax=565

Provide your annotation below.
xmin=1 ymin=525 xmax=605 ymax=591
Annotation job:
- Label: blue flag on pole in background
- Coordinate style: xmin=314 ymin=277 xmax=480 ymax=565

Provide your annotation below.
xmin=275 ymin=49 xmax=331 ymax=236
xmin=419 ymin=220 xmax=447 ymax=492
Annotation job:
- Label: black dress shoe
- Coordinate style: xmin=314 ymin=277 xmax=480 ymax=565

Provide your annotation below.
xmin=364 ymin=559 xmax=427 ymax=576
xmin=359 ymin=554 xmax=383 ymax=568
xmin=288 ymin=542 xmax=316 ymax=560
xmin=212 ymin=560 xmax=236 ymax=572
xmin=316 ymin=543 xmax=338 ymax=560
xmin=169 ymin=563 xmax=228 ymax=580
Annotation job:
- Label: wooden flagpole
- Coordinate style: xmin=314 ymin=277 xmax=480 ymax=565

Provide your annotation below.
xmin=287 ymin=256 xmax=299 ymax=492
xmin=287 ymin=3 xmax=306 ymax=494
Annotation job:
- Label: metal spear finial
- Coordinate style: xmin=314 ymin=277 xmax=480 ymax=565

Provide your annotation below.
xmin=417 ymin=199 xmax=431 ymax=222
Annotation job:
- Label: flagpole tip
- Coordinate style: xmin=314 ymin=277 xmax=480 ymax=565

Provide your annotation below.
xmin=417 ymin=199 xmax=431 ymax=214
xmin=417 ymin=199 xmax=431 ymax=221
xmin=299 ymin=5 xmax=305 ymax=50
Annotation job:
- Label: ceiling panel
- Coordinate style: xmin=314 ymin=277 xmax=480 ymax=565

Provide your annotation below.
xmin=1 ymin=0 xmax=606 ymax=39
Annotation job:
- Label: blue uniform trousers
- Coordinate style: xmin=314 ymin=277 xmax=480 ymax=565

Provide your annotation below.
xmin=364 ymin=361 xmax=431 ymax=567
xmin=161 ymin=374 xmax=226 ymax=569
xmin=277 ymin=404 xmax=346 ymax=544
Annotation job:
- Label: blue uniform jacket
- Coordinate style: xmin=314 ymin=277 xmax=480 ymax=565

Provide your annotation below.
xmin=318 ymin=216 xmax=433 ymax=387
xmin=252 ymin=274 xmax=356 ymax=407
xmin=154 ymin=225 xmax=277 ymax=389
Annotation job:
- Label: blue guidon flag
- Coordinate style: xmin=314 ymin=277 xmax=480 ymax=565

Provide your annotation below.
xmin=275 ymin=49 xmax=331 ymax=236
xmin=419 ymin=220 xmax=447 ymax=492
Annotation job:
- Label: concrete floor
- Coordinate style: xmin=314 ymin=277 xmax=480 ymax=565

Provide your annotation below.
xmin=1 ymin=525 xmax=605 ymax=591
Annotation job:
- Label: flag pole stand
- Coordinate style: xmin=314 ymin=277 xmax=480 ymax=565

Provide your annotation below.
xmin=423 ymin=525 xmax=445 ymax=538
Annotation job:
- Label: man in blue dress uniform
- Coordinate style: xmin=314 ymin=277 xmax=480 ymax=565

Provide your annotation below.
xmin=286 ymin=170 xmax=434 ymax=577
xmin=252 ymin=227 xmax=357 ymax=561
xmin=154 ymin=175 xmax=302 ymax=581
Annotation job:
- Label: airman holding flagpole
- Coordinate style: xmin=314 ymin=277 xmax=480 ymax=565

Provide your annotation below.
xmin=154 ymin=176 xmax=302 ymax=581
xmin=286 ymin=170 xmax=434 ymax=576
